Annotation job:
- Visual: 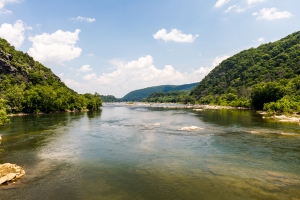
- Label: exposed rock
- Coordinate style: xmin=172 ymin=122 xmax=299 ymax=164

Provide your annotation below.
xmin=178 ymin=126 xmax=204 ymax=131
xmin=0 ymin=163 xmax=25 ymax=185
xmin=193 ymin=109 xmax=203 ymax=111
xmin=152 ymin=123 xmax=160 ymax=126
xmin=6 ymin=173 xmax=16 ymax=181
xmin=0 ymin=176 xmax=8 ymax=184
xmin=0 ymin=59 xmax=17 ymax=75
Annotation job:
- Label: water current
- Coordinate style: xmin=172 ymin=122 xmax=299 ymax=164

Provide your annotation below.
xmin=0 ymin=104 xmax=300 ymax=199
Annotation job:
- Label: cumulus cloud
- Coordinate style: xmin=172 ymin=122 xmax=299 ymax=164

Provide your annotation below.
xmin=224 ymin=5 xmax=237 ymax=13
xmin=92 ymin=55 xmax=218 ymax=97
xmin=214 ymin=0 xmax=230 ymax=8
xmin=247 ymin=0 xmax=265 ymax=5
xmin=212 ymin=55 xmax=230 ymax=67
xmin=0 ymin=0 xmax=19 ymax=14
xmin=253 ymin=37 xmax=265 ymax=43
xmin=153 ymin=29 xmax=199 ymax=43
xmin=78 ymin=65 xmax=92 ymax=72
xmin=253 ymin=8 xmax=292 ymax=20
xmin=64 ymin=79 xmax=89 ymax=90
xmin=0 ymin=20 xmax=25 ymax=48
xmin=224 ymin=5 xmax=245 ymax=13
xmin=71 ymin=16 xmax=96 ymax=23
xmin=28 ymin=29 xmax=82 ymax=65
xmin=83 ymin=73 xmax=97 ymax=81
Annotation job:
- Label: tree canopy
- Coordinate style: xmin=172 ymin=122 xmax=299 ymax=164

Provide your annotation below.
xmin=0 ymin=37 xmax=102 ymax=124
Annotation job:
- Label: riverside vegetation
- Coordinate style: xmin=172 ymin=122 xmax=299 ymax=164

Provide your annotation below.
xmin=143 ymin=31 xmax=300 ymax=115
xmin=0 ymin=38 xmax=102 ymax=125
xmin=190 ymin=30 xmax=300 ymax=114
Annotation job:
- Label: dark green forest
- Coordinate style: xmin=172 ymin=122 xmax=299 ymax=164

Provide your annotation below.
xmin=122 ymin=82 xmax=198 ymax=101
xmin=142 ymin=91 xmax=195 ymax=104
xmin=100 ymin=95 xmax=119 ymax=102
xmin=191 ymin=30 xmax=300 ymax=113
xmin=0 ymin=38 xmax=102 ymax=125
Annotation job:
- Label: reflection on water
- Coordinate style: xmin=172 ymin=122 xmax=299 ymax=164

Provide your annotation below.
xmin=0 ymin=107 xmax=300 ymax=199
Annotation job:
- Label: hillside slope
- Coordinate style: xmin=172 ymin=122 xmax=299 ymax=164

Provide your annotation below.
xmin=122 ymin=82 xmax=198 ymax=101
xmin=191 ymin=31 xmax=300 ymax=98
xmin=0 ymin=38 xmax=101 ymax=117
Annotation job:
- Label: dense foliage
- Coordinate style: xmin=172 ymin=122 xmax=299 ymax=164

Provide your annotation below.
xmin=0 ymin=38 xmax=102 ymax=122
xmin=100 ymin=95 xmax=119 ymax=102
xmin=0 ymin=99 xmax=9 ymax=125
xmin=122 ymin=82 xmax=198 ymax=101
xmin=191 ymin=30 xmax=300 ymax=112
xmin=143 ymin=91 xmax=196 ymax=104
xmin=261 ymin=76 xmax=300 ymax=114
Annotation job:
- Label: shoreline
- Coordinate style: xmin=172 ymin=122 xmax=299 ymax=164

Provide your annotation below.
xmin=7 ymin=109 xmax=91 ymax=117
xmin=103 ymin=102 xmax=250 ymax=110
xmin=259 ymin=112 xmax=300 ymax=123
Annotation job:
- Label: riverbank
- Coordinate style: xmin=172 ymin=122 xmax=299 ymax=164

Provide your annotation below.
xmin=103 ymin=102 xmax=249 ymax=110
xmin=7 ymin=109 xmax=91 ymax=117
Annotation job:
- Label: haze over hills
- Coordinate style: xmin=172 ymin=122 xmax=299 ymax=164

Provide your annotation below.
xmin=121 ymin=82 xmax=198 ymax=102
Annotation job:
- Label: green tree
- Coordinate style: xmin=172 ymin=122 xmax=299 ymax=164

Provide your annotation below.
xmin=0 ymin=99 xmax=9 ymax=125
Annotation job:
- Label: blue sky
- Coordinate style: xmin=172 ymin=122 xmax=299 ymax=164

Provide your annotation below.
xmin=0 ymin=0 xmax=299 ymax=97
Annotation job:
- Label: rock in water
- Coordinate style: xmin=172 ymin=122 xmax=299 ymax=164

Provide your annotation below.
xmin=0 ymin=176 xmax=8 ymax=184
xmin=178 ymin=126 xmax=204 ymax=131
xmin=6 ymin=173 xmax=16 ymax=181
xmin=0 ymin=163 xmax=25 ymax=185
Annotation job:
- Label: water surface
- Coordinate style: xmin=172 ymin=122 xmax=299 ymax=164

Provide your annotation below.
xmin=0 ymin=105 xmax=300 ymax=199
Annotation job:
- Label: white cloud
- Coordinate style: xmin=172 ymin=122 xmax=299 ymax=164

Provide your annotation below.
xmin=224 ymin=5 xmax=245 ymax=13
xmin=28 ymin=29 xmax=82 ymax=65
xmin=83 ymin=73 xmax=97 ymax=80
xmin=235 ymin=6 xmax=245 ymax=13
xmin=253 ymin=37 xmax=265 ymax=43
xmin=247 ymin=0 xmax=265 ymax=5
xmin=64 ymin=79 xmax=89 ymax=91
xmin=214 ymin=0 xmax=230 ymax=8
xmin=78 ymin=65 xmax=92 ymax=72
xmin=62 ymin=55 xmax=231 ymax=97
xmin=254 ymin=8 xmax=292 ymax=20
xmin=71 ymin=16 xmax=96 ymax=23
xmin=0 ymin=0 xmax=19 ymax=14
xmin=0 ymin=20 xmax=25 ymax=48
xmin=0 ymin=9 xmax=11 ymax=14
xmin=224 ymin=5 xmax=237 ymax=13
xmin=91 ymin=55 xmax=217 ymax=97
xmin=153 ymin=29 xmax=199 ymax=43
xmin=86 ymin=53 xmax=94 ymax=57
xmin=212 ymin=55 xmax=230 ymax=67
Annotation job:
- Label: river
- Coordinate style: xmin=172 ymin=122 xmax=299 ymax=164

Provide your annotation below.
xmin=0 ymin=104 xmax=300 ymax=199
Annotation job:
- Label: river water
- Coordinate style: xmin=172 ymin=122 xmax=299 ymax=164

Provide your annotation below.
xmin=0 ymin=104 xmax=300 ymax=199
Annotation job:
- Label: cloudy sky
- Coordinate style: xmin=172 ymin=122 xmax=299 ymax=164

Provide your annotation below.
xmin=0 ymin=0 xmax=299 ymax=97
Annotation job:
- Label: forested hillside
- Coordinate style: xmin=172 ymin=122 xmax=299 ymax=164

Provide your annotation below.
xmin=100 ymin=95 xmax=119 ymax=102
xmin=122 ymin=82 xmax=198 ymax=101
xmin=191 ymin=30 xmax=300 ymax=112
xmin=143 ymin=91 xmax=195 ymax=104
xmin=0 ymin=38 xmax=101 ymax=124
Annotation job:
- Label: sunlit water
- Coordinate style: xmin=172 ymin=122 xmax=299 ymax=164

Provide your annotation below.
xmin=0 ymin=105 xmax=300 ymax=199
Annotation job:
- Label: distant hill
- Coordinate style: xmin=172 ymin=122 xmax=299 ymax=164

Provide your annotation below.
xmin=122 ymin=82 xmax=198 ymax=101
xmin=190 ymin=30 xmax=300 ymax=110
xmin=100 ymin=95 xmax=119 ymax=102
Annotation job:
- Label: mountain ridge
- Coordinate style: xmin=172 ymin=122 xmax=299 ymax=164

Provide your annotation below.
xmin=121 ymin=82 xmax=198 ymax=101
